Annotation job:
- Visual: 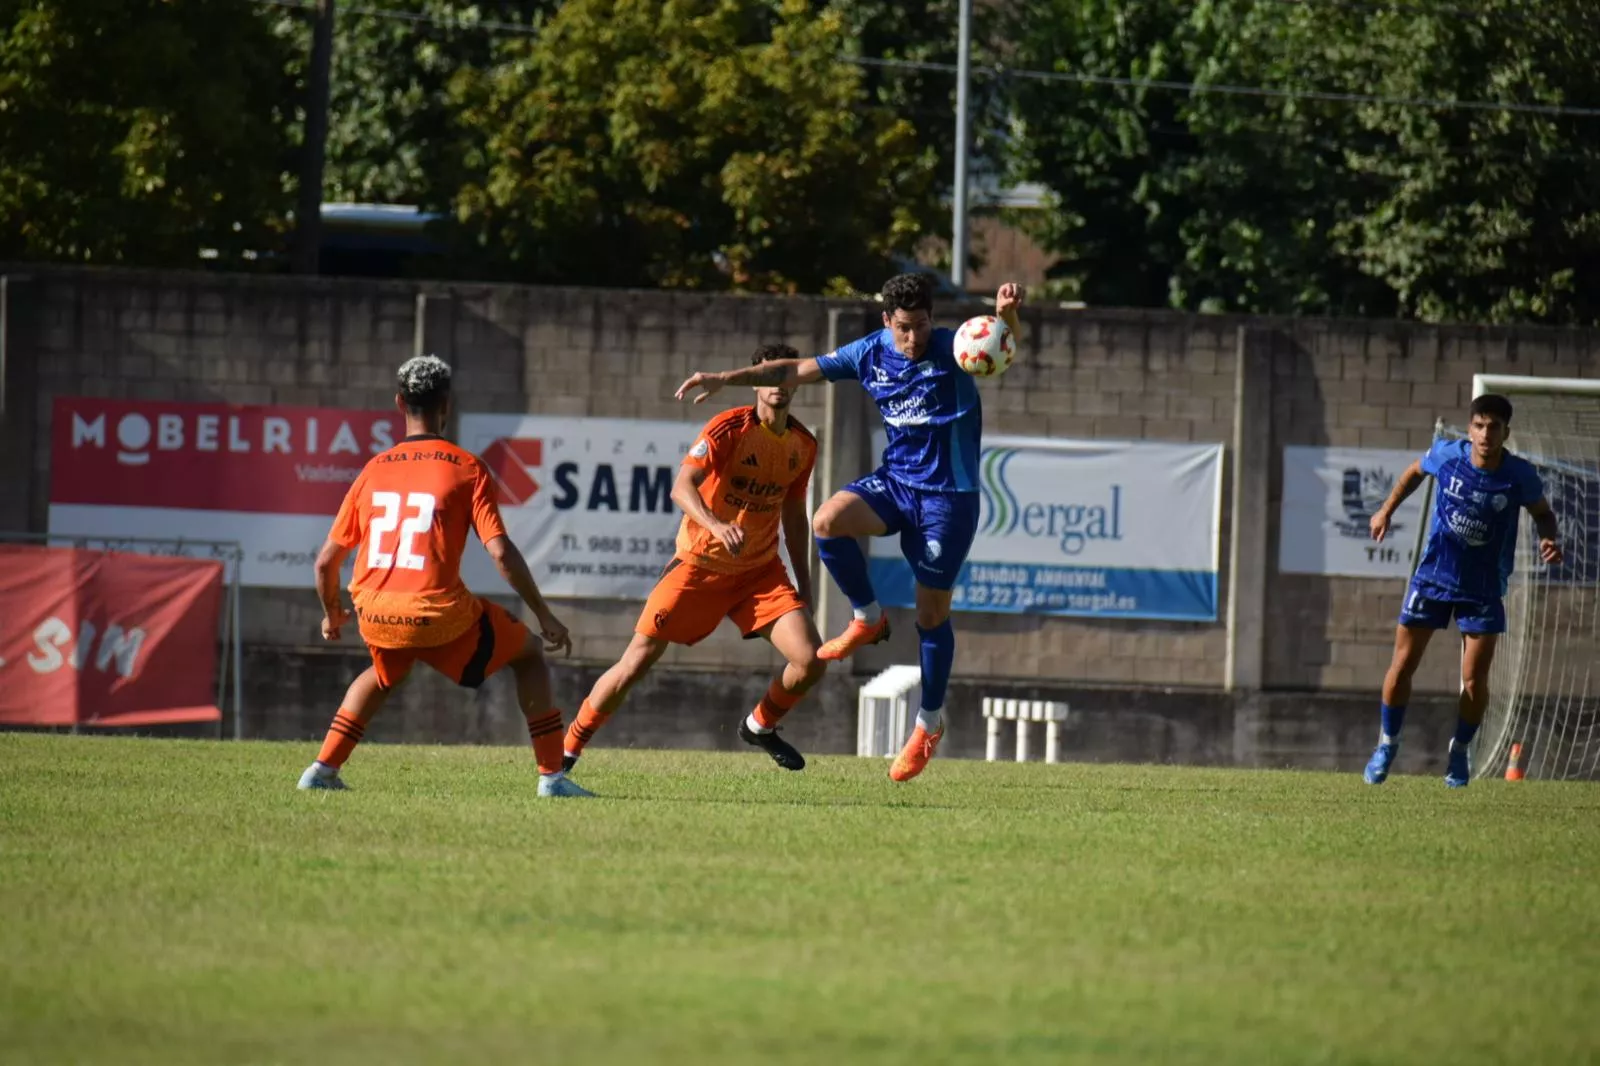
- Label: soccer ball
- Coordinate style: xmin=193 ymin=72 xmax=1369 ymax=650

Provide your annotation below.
xmin=953 ymin=315 xmax=1014 ymax=378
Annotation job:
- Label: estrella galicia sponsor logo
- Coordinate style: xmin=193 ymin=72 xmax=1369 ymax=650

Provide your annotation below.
xmin=1334 ymin=465 xmax=1403 ymax=538
xmin=977 ymin=447 xmax=1122 ymax=556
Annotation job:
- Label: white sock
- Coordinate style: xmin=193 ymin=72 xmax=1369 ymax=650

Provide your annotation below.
xmin=852 ymin=603 xmax=882 ymax=624
xmin=541 ymin=768 xmax=566 ymax=779
xmin=564 ymin=750 xmax=580 ymax=762
xmin=745 ymin=712 xmax=773 ymax=735
xmin=313 ymin=760 xmax=338 ymax=776
xmin=916 ymin=707 xmax=943 ymax=734
xmin=1380 ymin=733 xmax=1398 ymax=747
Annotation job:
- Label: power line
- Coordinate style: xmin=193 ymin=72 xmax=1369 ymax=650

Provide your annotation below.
xmin=248 ymin=0 xmax=1600 ymax=119
xmin=845 ymin=55 xmax=1600 ymax=119
xmin=1249 ymin=0 xmax=1568 ymax=25
xmin=252 ymin=0 xmax=541 ymax=36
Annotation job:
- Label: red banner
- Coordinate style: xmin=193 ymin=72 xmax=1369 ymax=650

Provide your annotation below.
xmin=0 ymin=546 xmax=224 ymax=727
xmin=50 ymin=397 xmax=403 ymax=514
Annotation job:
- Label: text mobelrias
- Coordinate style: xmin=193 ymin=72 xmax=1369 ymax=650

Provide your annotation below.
xmin=68 ymin=410 xmax=396 ymax=466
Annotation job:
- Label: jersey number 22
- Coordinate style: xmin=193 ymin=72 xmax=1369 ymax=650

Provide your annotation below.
xmin=367 ymin=491 xmax=436 ymax=570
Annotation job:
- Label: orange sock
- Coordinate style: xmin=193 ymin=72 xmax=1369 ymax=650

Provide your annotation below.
xmin=526 ymin=709 xmax=565 ymax=775
xmin=752 ymin=680 xmax=802 ymax=730
xmin=316 ymin=709 xmax=365 ymax=768
xmin=563 ymin=699 xmax=613 ymax=759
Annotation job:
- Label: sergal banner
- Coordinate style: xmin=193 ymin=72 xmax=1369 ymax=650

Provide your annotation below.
xmin=868 ymin=434 xmax=1224 ymax=620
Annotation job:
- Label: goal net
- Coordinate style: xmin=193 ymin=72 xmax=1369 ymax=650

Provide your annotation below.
xmin=1430 ymin=375 xmax=1600 ymax=781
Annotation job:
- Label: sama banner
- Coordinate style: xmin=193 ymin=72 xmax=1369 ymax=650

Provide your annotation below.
xmin=1278 ymin=446 xmax=1428 ymax=578
xmin=457 ymin=414 xmax=699 ymax=599
xmin=867 ymin=435 xmax=1224 ymax=620
xmin=48 ymin=397 xmax=402 ymax=587
xmin=0 ymin=546 xmax=224 ymax=727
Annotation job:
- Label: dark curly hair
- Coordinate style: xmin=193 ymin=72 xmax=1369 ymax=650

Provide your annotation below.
xmin=396 ymin=354 xmax=452 ymax=415
xmin=751 ymin=343 xmax=800 ymax=365
xmin=881 ymin=273 xmax=935 ymax=316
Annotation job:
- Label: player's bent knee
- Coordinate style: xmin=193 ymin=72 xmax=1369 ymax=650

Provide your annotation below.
xmin=620 ymin=636 xmax=668 ymax=679
xmin=791 ymin=648 xmax=826 ymax=685
xmin=914 ymin=591 xmax=953 ymax=630
xmin=812 ymin=507 xmax=839 ymax=539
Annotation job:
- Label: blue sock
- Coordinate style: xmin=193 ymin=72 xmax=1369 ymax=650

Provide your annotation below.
xmin=1453 ymin=718 xmax=1480 ymax=749
xmin=1380 ymin=703 xmax=1407 ymax=742
xmin=816 ymin=536 xmax=877 ymax=612
xmin=915 ymin=620 xmax=955 ymax=731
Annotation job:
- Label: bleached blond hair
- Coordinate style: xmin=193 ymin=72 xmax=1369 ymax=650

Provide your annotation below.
xmin=396 ymin=354 xmax=452 ymax=412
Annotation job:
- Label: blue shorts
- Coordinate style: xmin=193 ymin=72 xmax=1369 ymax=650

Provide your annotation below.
xmin=1398 ymin=580 xmax=1505 ymax=635
xmin=844 ymin=469 xmax=979 ymax=591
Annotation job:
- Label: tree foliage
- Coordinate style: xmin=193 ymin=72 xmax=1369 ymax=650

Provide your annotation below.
xmin=1002 ymin=0 xmax=1600 ymax=324
xmin=0 ymin=0 xmax=296 ymax=265
xmin=316 ymin=1 xmax=555 ymax=209
xmin=449 ymin=0 xmax=942 ymax=292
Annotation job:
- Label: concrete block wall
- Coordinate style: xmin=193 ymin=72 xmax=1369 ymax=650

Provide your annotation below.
xmin=7 ymin=264 xmax=1600 ymax=739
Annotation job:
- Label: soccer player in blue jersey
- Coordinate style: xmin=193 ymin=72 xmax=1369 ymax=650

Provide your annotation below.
xmin=675 ymin=273 xmax=1024 ymax=782
xmin=1363 ymin=394 xmax=1562 ymax=788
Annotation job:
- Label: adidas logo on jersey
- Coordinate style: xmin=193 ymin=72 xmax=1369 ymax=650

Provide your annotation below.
xmin=741 ymin=453 xmax=761 ymax=467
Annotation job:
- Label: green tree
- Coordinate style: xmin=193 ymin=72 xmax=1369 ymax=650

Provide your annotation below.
xmin=1003 ymin=0 xmax=1600 ymax=324
xmin=451 ymin=0 xmax=942 ymax=292
xmin=314 ymin=1 xmax=556 ymax=209
xmin=0 ymin=0 xmax=296 ymax=266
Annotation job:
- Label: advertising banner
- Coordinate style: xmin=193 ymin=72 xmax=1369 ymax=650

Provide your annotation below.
xmin=48 ymin=397 xmax=402 ymax=587
xmin=867 ymin=435 xmax=1224 ymax=620
xmin=1278 ymin=446 xmax=1428 ymax=578
xmin=0 ymin=545 xmax=224 ymax=727
xmin=457 ymin=414 xmax=699 ymax=599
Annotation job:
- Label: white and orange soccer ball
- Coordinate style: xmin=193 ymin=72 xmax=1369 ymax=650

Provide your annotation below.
xmin=953 ymin=315 xmax=1014 ymax=378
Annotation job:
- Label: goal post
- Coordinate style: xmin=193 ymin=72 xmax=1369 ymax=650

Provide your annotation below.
xmin=1445 ymin=374 xmax=1600 ymax=780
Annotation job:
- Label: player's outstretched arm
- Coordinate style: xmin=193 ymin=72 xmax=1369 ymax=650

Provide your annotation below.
xmin=483 ymin=535 xmax=572 ymax=655
xmin=1369 ymin=459 xmax=1426 ymax=542
xmin=1526 ymin=498 xmax=1564 ymax=564
xmin=675 ymin=358 xmax=824 ymax=404
xmin=994 ymin=281 xmax=1025 ymax=342
xmin=780 ymin=494 xmax=813 ymax=607
xmin=313 ymin=537 xmax=351 ymax=640
xmin=671 ymin=462 xmax=744 ymax=556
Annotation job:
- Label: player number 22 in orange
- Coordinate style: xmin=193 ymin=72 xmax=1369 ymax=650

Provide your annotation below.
xmin=367 ymin=491 xmax=437 ymax=570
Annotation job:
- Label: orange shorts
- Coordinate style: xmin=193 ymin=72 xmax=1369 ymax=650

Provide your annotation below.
xmin=366 ymin=598 xmax=530 ymax=690
xmin=637 ymin=557 xmax=806 ymax=645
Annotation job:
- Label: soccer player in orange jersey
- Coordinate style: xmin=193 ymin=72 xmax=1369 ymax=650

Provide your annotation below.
xmin=298 ymin=355 xmax=594 ymax=797
xmin=562 ymin=344 xmax=825 ymax=772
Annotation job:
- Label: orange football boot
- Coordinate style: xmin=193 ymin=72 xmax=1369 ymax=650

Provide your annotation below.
xmin=817 ymin=615 xmax=891 ymax=661
xmin=889 ymin=722 xmax=945 ymax=782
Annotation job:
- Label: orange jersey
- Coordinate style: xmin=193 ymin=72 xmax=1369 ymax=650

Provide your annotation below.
xmin=328 ymin=434 xmax=508 ymax=649
xmin=676 ymin=407 xmax=816 ymax=574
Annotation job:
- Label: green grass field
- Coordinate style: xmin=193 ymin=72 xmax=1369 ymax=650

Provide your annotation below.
xmin=3 ymin=733 xmax=1599 ymax=1065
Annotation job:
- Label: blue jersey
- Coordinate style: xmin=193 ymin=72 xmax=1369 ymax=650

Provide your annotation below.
xmin=1413 ymin=439 xmax=1544 ymax=600
xmin=814 ymin=327 xmax=982 ymax=493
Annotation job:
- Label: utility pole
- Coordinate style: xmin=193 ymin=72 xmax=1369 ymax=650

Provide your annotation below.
xmin=293 ymin=0 xmax=335 ymax=275
xmin=950 ymin=0 xmax=972 ymax=292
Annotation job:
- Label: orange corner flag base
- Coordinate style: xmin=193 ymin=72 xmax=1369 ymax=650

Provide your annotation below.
xmin=1505 ymin=742 xmax=1527 ymax=781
